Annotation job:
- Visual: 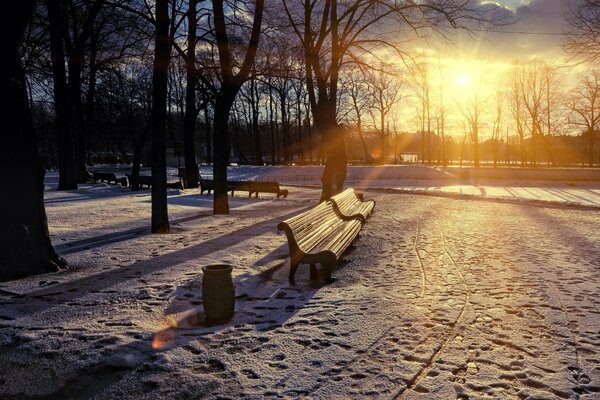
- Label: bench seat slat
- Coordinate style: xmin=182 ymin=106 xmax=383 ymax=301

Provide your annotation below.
xmin=278 ymin=200 xmax=363 ymax=280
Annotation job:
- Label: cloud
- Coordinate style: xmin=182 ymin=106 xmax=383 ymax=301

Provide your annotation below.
xmin=461 ymin=0 xmax=572 ymax=61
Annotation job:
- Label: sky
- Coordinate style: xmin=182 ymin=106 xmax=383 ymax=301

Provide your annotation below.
xmin=481 ymin=0 xmax=570 ymax=60
xmin=386 ymin=0 xmax=583 ymax=136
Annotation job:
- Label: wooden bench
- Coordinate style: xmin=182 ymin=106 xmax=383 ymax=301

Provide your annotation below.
xmin=92 ymin=171 xmax=126 ymax=186
xmin=229 ymin=180 xmax=252 ymax=196
xmin=200 ymin=179 xmax=250 ymax=196
xmin=200 ymin=178 xmax=215 ymax=195
xmin=329 ymin=188 xmax=375 ymax=223
xmin=277 ymin=201 xmax=362 ymax=281
xmin=249 ymin=181 xmax=288 ymax=198
xmin=127 ymin=174 xmax=183 ymax=190
xmin=126 ymin=174 xmax=152 ymax=189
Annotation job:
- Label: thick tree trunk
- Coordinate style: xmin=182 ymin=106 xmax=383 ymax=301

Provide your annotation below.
xmin=47 ymin=0 xmax=77 ymax=191
xmin=316 ymin=101 xmax=347 ymax=201
xmin=0 ymin=0 xmax=66 ymax=279
xmin=69 ymin=55 xmax=89 ymax=182
xmin=183 ymin=0 xmax=199 ymax=188
xmin=319 ymin=123 xmax=347 ymax=201
xmin=150 ymin=0 xmax=171 ymax=233
xmin=213 ymin=91 xmax=235 ymax=214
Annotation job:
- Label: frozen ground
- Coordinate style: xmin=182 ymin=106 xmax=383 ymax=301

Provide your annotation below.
xmin=1 ymin=166 xmax=600 ymax=399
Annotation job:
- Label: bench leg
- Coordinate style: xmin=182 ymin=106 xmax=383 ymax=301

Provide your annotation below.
xmin=289 ymin=252 xmax=302 ymax=281
xmin=289 ymin=261 xmax=300 ymax=281
xmin=309 ymin=264 xmax=318 ymax=280
xmin=323 ymin=262 xmax=335 ymax=282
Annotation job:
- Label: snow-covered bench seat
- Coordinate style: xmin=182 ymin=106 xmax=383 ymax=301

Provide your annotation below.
xmin=329 ymin=188 xmax=375 ymax=223
xmin=277 ymin=201 xmax=362 ymax=281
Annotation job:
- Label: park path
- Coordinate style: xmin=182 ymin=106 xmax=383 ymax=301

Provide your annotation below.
xmin=0 ymin=189 xmax=599 ymax=399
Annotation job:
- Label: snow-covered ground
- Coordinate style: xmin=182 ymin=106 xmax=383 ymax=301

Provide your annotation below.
xmin=1 ymin=166 xmax=600 ymax=399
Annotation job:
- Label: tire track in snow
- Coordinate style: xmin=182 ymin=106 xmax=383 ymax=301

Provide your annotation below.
xmin=298 ymin=218 xmax=428 ymax=398
xmin=391 ymin=228 xmax=470 ymax=399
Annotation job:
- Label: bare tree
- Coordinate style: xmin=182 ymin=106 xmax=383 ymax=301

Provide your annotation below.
xmin=508 ymin=62 xmax=528 ymax=165
xmin=434 ymin=57 xmax=448 ymax=166
xmin=408 ymin=60 xmax=432 ymax=164
xmin=491 ymin=82 xmax=505 ymax=167
xmin=1 ymin=0 xmax=67 ymax=278
xmin=211 ymin=0 xmax=265 ymax=214
xmin=564 ymin=1 xmax=600 ymax=63
xmin=343 ymin=66 xmax=371 ymax=163
xmin=457 ymin=89 xmax=485 ymax=167
xmin=567 ymin=68 xmax=600 ymax=166
xmin=365 ymin=63 xmax=403 ymax=164
xmin=149 ymin=0 xmax=172 ymax=233
xmin=47 ymin=0 xmax=78 ymax=190
xmin=282 ymin=0 xmax=500 ymax=200
xmin=182 ymin=0 xmax=201 ymax=188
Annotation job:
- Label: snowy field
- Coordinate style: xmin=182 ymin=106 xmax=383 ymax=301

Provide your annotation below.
xmin=1 ymin=166 xmax=600 ymax=399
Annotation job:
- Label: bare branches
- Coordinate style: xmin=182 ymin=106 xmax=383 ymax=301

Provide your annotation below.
xmin=563 ymin=0 xmax=600 ymax=64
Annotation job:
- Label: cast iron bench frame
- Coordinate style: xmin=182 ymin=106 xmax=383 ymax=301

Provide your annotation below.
xmin=277 ymin=201 xmax=362 ymax=281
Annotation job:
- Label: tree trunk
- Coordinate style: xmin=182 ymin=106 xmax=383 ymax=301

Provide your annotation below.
xmin=472 ymin=125 xmax=480 ymax=168
xmin=130 ymin=127 xmax=148 ymax=191
xmin=47 ymin=0 xmax=77 ymax=191
xmin=316 ymin=100 xmax=346 ymax=201
xmin=183 ymin=0 xmax=200 ymax=188
xmin=319 ymin=123 xmax=347 ymax=201
xmin=213 ymin=90 xmax=235 ymax=214
xmin=150 ymin=0 xmax=171 ymax=233
xmin=268 ymin=82 xmax=276 ymax=163
xmin=85 ymin=43 xmax=98 ymax=168
xmin=69 ymin=53 xmax=89 ymax=182
xmin=203 ymin=101 xmax=212 ymax=164
xmin=0 ymin=0 xmax=67 ymax=279
xmin=250 ymin=78 xmax=263 ymax=165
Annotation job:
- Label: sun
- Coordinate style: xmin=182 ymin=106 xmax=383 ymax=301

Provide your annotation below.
xmin=456 ymin=73 xmax=471 ymax=88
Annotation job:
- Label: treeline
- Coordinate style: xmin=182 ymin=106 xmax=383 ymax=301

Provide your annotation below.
xmin=338 ymin=59 xmax=600 ymax=168
xmin=25 ymin=1 xmax=322 ymax=179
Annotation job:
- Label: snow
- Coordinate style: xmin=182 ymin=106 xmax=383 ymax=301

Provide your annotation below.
xmin=0 ymin=165 xmax=599 ymax=398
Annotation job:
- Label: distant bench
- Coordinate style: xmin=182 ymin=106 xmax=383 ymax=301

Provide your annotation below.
xmin=126 ymin=174 xmax=183 ymax=190
xmin=249 ymin=181 xmax=288 ymax=198
xmin=92 ymin=171 xmax=127 ymax=186
xmin=200 ymin=179 xmax=288 ymax=198
xmin=277 ymin=189 xmax=374 ymax=281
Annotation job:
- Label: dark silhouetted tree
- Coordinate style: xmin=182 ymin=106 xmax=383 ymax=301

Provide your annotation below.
xmin=212 ymin=0 xmax=265 ymax=214
xmin=149 ymin=0 xmax=172 ymax=233
xmin=1 ymin=0 xmax=67 ymax=279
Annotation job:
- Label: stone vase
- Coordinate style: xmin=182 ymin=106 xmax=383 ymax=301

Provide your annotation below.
xmin=202 ymin=264 xmax=235 ymax=321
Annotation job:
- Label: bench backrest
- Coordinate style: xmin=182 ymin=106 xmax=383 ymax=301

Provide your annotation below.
xmin=200 ymin=178 xmax=214 ymax=189
xmin=252 ymin=181 xmax=280 ymax=191
xmin=330 ymin=189 xmax=358 ymax=212
xmin=278 ymin=201 xmax=341 ymax=252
